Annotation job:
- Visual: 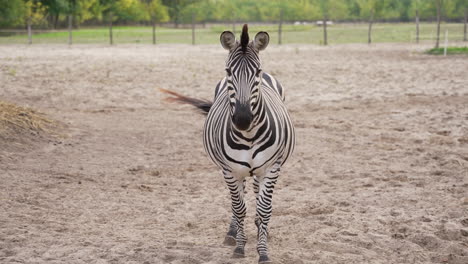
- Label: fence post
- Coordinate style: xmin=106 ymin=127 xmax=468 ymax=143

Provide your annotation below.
xmin=368 ymin=9 xmax=374 ymax=44
xmin=152 ymin=19 xmax=156 ymax=45
xmin=27 ymin=16 xmax=32 ymax=45
xmin=68 ymin=14 xmax=73 ymax=45
xmin=323 ymin=16 xmax=328 ymax=45
xmin=278 ymin=9 xmax=283 ymax=45
xmin=109 ymin=12 xmax=113 ymax=45
xmin=435 ymin=0 xmax=441 ymax=48
xmin=464 ymin=8 xmax=467 ymax=42
xmin=191 ymin=12 xmax=195 ymax=45
xmin=444 ymin=30 xmax=448 ymax=56
xmin=415 ymin=9 xmax=419 ymax=44
xmin=232 ymin=14 xmax=236 ymax=34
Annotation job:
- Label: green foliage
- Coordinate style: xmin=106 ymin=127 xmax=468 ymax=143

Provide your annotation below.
xmin=25 ymin=0 xmax=49 ymax=26
xmin=426 ymin=46 xmax=468 ymax=55
xmin=313 ymin=0 xmax=348 ymax=19
xmin=142 ymin=0 xmax=169 ymax=23
xmin=0 ymin=0 xmax=25 ymax=27
xmin=0 ymin=0 xmax=467 ymax=28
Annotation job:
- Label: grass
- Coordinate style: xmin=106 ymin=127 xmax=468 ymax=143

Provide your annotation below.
xmin=0 ymin=101 xmax=56 ymax=136
xmin=425 ymin=46 xmax=468 ymax=55
xmin=0 ymin=23 xmax=466 ymax=45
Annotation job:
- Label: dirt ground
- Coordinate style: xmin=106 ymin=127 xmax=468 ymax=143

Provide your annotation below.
xmin=0 ymin=43 xmax=467 ymax=264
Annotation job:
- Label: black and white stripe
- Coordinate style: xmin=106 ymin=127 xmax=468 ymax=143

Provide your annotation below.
xmin=204 ymin=25 xmax=295 ymax=263
xmin=161 ymin=24 xmax=295 ymax=264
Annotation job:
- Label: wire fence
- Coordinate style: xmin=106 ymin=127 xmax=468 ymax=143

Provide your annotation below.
xmin=0 ymin=22 xmax=466 ymax=45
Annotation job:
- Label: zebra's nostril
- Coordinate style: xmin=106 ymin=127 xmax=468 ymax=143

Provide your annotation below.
xmin=232 ymin=112 xmax=253 ymax=131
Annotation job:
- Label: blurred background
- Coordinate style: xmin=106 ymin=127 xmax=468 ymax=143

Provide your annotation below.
xmin=0 ymin=0 xmax=467 ymax=46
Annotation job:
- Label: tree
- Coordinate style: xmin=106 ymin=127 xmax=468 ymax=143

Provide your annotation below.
xmin=23 ymin=0 xmax=47 ymax=44
xmin=410 ymin=0 xmax=427 ymax=43
xmin=452 ymin=0 xmax=467 ymax=41
xmin=39 ymin=0 xmax=68 ymax=28
xmin=314 ymin=0 xmax=347 ymax=45
xmin=141 ymin=0 xmax=169 ymax=44
xmin=357 ymin=0 xmax=387 ymax=44
xmin=97 ymin=0 xmax=116 ymax=44
xmin=161 ymin=0 xmax=196 ymax=27
xmin=0 ymin=0 xmax=26 ymax=27
xmin=435 ymin=0 xmax=442 ymax=48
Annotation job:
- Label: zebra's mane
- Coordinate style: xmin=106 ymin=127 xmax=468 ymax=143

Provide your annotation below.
xmin=240 ymin=24 xmax=249 ymax=53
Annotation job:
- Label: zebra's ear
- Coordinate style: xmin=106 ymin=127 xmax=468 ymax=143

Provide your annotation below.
xmin=220 ymin=31 xmax=237 ymax=51
xmin=253 ymin=32 xmax=269 ymax=51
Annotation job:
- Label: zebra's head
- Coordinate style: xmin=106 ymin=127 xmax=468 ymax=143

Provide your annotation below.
xmin=220 ymin=24 xmax=270 ymax=131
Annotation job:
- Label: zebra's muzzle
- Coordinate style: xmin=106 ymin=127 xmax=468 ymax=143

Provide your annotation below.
xmin=232 ymin=103 xmax=253 ymax=131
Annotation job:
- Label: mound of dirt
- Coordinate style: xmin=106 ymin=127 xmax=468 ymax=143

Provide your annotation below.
xmin=0 ymin=100 xmax=63 ymax=154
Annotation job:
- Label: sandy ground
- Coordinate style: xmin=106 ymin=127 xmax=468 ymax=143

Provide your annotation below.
xmin=0 ymin=43 xmax=467 ymax=264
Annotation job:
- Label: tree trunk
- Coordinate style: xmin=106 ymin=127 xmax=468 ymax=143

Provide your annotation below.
xmin=27 ymin=16 xmax=32 ymax=45
xmin=416 ymin=9 xmax=420 ymax=43
xmin=152 ymin=19 xmax=156 ymax=45
xmin=323 ymin=15 xmax=328 ymax=45
xmin=191 ymin=12 xmax=195 ymax=45
xmin=54 ymin=13 xmax=59 ymax=29
xmin=109 ymin=12 xmax=113 ymax=45
xmin=368 ymin=9 xmax=374 ymax=44
xmin=175 ymin=10 xmax=180 ymax=29
xmin=68 ymin=15 xmax=73 ymax=45
xmin=278 ymin=9 xmax=284 ymax=45
xmin=464 ymin=8 xmax=467 ymax=42
xmin=435 ymin=0 xmax=441 ymax=48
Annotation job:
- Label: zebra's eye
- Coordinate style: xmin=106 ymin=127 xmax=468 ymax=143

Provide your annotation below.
xmin=256 ymin=69 xmax=262 ymax=77
xmin=226 ymin=68 xmax=232 ymax=76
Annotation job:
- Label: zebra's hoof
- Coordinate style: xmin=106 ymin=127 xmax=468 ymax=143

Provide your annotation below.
xmin=223 ymin=235 xmax=236 ymax=246
xmin=259 ymin=255 xmax=272 ymax=264
xmin=232 ymin=247 xmax=245 ymax=258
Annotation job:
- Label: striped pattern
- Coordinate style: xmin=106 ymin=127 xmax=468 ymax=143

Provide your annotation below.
xmin=204 ymin=31 xmax=295 ymax=263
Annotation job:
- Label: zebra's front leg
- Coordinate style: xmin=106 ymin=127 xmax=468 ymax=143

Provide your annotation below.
xmin=253 ymin=176 xmax=261 ymax=230
xmin=223 ymin=216 xmax=237 ymax=246
xmin=223 ymin=172 xmax=247 ymax=258
xmin=256 ymin=168 xmax=280 ymax=263
xmin=224 ymin=178 xmax=247 ymax=246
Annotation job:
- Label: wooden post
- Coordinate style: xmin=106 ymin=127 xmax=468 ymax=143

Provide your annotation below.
xmin=464 ymin=8 xmax=467 ymax=42
xmin=232 ymin=14 xmax=236 ymax=34
xmin=152 ymin=19 xmax=156 ymax=44
xmin=191 ymin=12 xmax=195 ymax=45
xmin=416 ymin=9 xmax=420 ymax=43
xmin=68 ymin=14 xmax=73 ymax=45
xmin=323 ymin=16 xmax=328 ymax=45
xmin=27 ymin=16 xmax=32 ymax=45
xmin=368 ymin=9 xmax=375 ymax=44
xmin=435 ymin=0 xmax=441 ymax=48
xmin=109 ymin=12 xmax=114 ymax=45
xmin=278 ymin=9 xmax=283 ymax=45
xmin=444 ymin=29 xmax=448 ymax=56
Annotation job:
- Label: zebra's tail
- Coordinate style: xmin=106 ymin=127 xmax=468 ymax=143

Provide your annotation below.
xmin=159 ymin=88 xmax=212 ymax=115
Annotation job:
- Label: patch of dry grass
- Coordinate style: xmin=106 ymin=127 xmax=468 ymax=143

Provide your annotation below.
xmin=0 ymin=100 xmax=60 ymax=140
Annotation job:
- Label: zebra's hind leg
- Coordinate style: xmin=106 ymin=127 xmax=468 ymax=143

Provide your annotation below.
xmin=255 ymin=166 xmax=280 ymax=264
xmin=223 ymin=172 xmax=247 ymax=258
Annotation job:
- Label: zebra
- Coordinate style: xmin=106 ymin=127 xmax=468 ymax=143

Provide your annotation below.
xmin=161 ymin=24 xmax=295 ymax=264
